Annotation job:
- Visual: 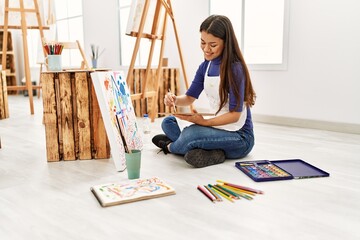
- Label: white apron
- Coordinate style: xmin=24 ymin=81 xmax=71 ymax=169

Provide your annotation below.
xmin=203 ymin=61 xmax=247 ymax=131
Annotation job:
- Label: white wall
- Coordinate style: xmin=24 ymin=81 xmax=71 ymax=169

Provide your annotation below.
xmin=82 ymin=0 xmax=120 ymax=70
xmin=251 ymin=0 xmax=360 ymax=126
xmin=82 ymin=0 xmax=360 ymax=131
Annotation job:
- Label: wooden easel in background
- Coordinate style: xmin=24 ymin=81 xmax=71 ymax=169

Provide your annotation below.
xmin=1 ymin=0 xmax=48 ymax=114
xmin=126 ymin=0 xmax=189 ymax=122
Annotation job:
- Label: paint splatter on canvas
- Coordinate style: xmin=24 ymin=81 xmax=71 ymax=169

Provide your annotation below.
xmin=91 ymin=71 xmax=143 ymax=171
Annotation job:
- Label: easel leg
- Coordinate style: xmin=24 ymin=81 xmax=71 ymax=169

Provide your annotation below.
xmin=19 ymin=0 xmax=35 ymax=114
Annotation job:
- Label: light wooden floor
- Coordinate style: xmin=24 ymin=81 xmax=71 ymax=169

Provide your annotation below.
xmin=1 ymin=95 xmax=360 ymax=240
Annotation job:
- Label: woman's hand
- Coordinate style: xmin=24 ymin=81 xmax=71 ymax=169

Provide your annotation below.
xmin=175 ymin=110 xmax=241 ymax=127
xmin=174 ymin=110 xmax=207 ymax=125
xmin=164 ymin=92 xmax=176 ymax=108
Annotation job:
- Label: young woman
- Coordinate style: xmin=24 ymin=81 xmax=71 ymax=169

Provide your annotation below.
xmin=152 ymin=15 xmax=256 ymax=168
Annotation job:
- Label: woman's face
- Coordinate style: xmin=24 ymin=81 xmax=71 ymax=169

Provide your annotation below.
xmin=200 ymin=31 xmax=224 ymax=61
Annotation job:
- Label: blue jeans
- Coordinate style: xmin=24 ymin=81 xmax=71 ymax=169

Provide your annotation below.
xmin=161 ymin=116 xmax=254 ymax=159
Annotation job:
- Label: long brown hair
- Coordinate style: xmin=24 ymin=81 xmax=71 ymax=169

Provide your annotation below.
xmin=200 ymin=15 xmax=256 ymax=114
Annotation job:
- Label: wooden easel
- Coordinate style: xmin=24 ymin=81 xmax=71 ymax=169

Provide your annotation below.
xmin=126 ymin=0 xmax=189 ymax=121
xmin=1 ymin=0 xmax=48 ymax=114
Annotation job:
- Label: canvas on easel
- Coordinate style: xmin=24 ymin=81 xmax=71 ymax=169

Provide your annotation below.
xmin=0 ymin=0 xmax=50 ymax=114
xmin=125 ymin=0 xmax=190 ymax=121
xmin=126 ymin=0 xmax=164 ymax=38
xmin=125 ymin=0 xmax=145 ymax=35
xmin=91 ymin=71 xmax=143 ymax=172
xmin=0 ymin=0 xmax=46 ymax=27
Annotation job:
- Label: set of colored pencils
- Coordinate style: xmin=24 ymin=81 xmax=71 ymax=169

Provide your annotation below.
xmin=197 ymin=180 xmax=264 ymax=203
xmin=43 ymin=43 xmax=64 ymax=55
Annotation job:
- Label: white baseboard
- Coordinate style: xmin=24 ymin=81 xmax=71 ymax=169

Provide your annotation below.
xmin=252 ymin=114 xmax=360 ymax=135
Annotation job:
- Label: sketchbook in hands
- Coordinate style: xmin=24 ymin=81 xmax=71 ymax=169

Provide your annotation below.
xmin=158 ymin=112 xmax=215 ymax=116
xmin=91 ymin=177 xmax=176 ymax=207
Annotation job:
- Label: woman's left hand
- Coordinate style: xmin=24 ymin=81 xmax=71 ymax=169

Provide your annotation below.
xmin=174 ymin=110 xmax=207 ymax=125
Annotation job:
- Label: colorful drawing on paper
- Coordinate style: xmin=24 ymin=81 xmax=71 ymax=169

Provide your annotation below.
xmin=95 ymin=177 xmax=175 ymax=203
xmin=91 ymin=71 xmax=143 ymax=172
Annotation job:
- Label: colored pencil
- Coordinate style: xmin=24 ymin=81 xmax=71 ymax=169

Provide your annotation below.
xmin=215 ymin=184 xmax=241 ymax=199
xmin=209 ymin=185 xmax=234 ymax=203
xmin=197 ymin=185 xmax=216 ymax=203
xmin=218 ymin=185 xmax=253 ymax=200
xmin=216 ymin=180 xmax=264 ymax=194
xmin=43 ymin=43 xmax=64 ymax=55
xmin=199 ymin=185 xmax=216 ymax=201
xmin=219 ymin=184 xmax=256 ymax=196
xmin=204 ymin=185 xmax=222 ymax=202
xmin=209 ymin=184 xmax=234 ymax=200
xmin=211 ymin=185 xmax=235 ymax=199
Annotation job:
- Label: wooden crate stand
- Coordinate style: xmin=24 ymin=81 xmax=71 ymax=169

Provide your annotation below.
xmin=0 ymin=31 xmax=17 ymax=95
xmin=130 ymin=67 xmax=180 ymax=117
xmin=41 ymin=71 xmax=110 ymax=161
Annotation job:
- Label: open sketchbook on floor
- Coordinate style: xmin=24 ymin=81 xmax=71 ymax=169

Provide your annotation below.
xmin=91 ymin=177 xmax=176 ymax=207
